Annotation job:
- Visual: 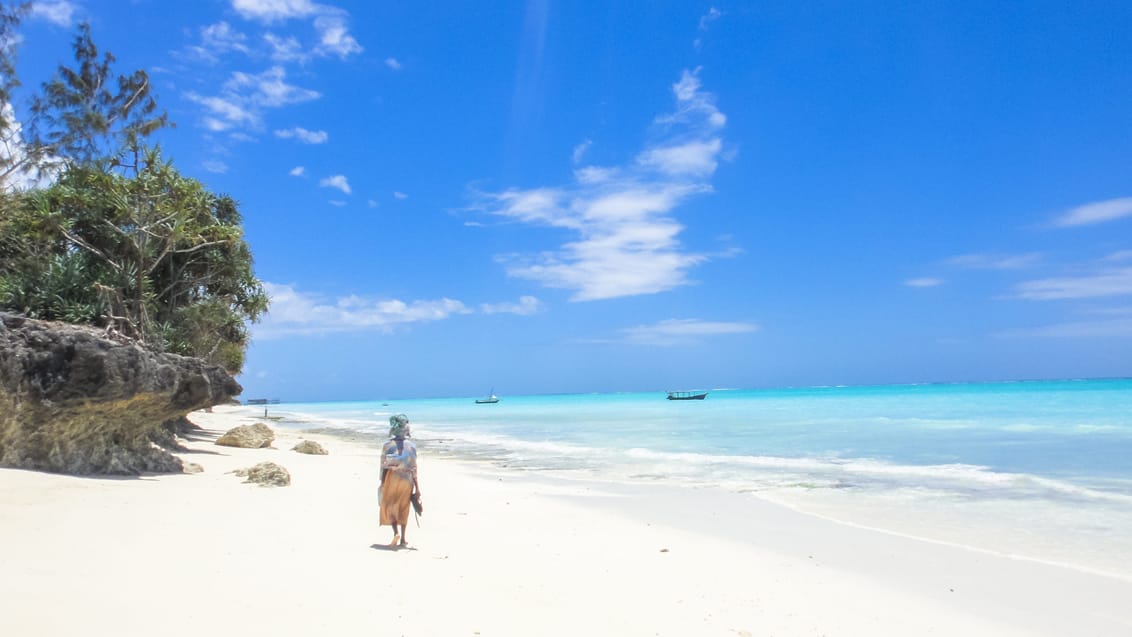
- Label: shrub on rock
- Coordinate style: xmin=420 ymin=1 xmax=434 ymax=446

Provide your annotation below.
xmin=215 ymin=423 xmax=274 ymax=448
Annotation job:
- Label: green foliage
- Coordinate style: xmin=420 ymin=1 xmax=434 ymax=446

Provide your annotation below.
xmin=29 ymin=22 xmax=170 ymax=168
xmin=0 ymin=10 xmax=266 ymax=374
xmin=0 ymin=149 xmax=267 ymax=371
xmin=0 ymin=252 xmax=108 ymax=323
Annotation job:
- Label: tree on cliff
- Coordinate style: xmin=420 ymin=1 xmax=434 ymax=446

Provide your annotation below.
xmin=6 ymin=151 xmax=269 ymax=372
xmin=0 ymin=8 xmax=267 ymax=373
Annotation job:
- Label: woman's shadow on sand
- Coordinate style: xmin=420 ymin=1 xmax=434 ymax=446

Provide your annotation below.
xmin=370 ymin=543 xmax=417 ymax=552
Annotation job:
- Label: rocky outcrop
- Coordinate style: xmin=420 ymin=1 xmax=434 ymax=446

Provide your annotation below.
xmin=0 ymin=313 xmax=241 ymax=475
xmin=234 ymin=461 xmax=290 ymax=487
xmin=215 ymin=423 xmax=274 ymax=448
xmin=292 ymin=440 xmax=327 ymax=455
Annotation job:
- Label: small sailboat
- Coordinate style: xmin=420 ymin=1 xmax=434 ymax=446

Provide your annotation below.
xmin=475 ymin=389 xmax=500 ymax=404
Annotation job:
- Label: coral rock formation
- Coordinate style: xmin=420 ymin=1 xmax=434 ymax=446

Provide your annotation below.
xmin=0 ymin=313 xmax=240 ymax=474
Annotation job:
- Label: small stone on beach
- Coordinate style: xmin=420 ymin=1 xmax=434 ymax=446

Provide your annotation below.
xmin=216 ymin=423 xmax=275 ymax=448
xmin=232 ymin=461 xmax=291 ymax=487
xmin=292 ymin=440 xmax=328 ymax=455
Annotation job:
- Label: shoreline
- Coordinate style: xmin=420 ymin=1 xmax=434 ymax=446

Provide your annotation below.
xmin=2 ymin=405 xmax=1130 ymax=635
xmin=273 ymin=393 xmax=1132 ymax=588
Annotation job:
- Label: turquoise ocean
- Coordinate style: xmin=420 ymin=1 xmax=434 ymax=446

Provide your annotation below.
xmin=268 ymin=378 xmax=1132 ymax=578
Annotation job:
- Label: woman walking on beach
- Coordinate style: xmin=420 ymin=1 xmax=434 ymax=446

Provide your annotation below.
xmin=380 ymin=414 xmax=420 ymax=547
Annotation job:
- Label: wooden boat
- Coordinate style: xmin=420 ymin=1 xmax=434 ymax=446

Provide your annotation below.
xmin=666 ymin=390 xmax=708 ymax=401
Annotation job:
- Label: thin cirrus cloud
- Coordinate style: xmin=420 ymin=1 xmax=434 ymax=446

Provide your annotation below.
xmin=274 ymin=127 xmax=328 ymax=144
xmin=476 ymin=67 xmax=729 ymax=302
xmin=904 ymin=278 xmax=943 ymax=288
xmin=186 ymin=66 xmax=320 ymax=132
xmin=384 ymin=57 xmax=402 ymax=70
xmin=202 ymin=160 xmax=229 ymax=174
xmin=289 ymin=166 xmax=305 ymax=177
xmin=479 ymin=296 xmax=542 ymax=316
xmin=254 ymin=283 xmax=539 ymax=338
xmin=319 ymin=174 xmax=351 ymax=194
xmin=572 ymin=139 xmax=591 ymax=164
xmin=998 ymin=308 xmax=1132 ymax=338
xmin=946 ymin=252 xmax=1042 ymax=270
xmin=618 ymin=318 xmax=759 ymax=346
xmin=1012 ymin=267 xmax=1132 ymax=300
xmin=1050 ymin=197 xmax=1132 ymax=228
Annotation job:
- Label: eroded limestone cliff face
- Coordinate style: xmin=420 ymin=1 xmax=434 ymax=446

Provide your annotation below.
xmin=0 ymin=313 xmax=241 ymax=474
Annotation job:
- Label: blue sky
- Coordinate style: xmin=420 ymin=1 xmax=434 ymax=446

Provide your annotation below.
xmin=13 ymin=0 xmax=1132 ymax=400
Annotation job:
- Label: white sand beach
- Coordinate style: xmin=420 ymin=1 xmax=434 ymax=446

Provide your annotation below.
xmin=2 ymin=405 xmax=1130 ymax=636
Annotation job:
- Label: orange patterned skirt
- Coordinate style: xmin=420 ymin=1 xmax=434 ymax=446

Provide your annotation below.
xmin=380 ymin=473 xmax=413 ymax=526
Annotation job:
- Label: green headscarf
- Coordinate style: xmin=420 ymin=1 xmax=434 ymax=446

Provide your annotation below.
xmin=389 ymin=413 xmax=411 ymax=438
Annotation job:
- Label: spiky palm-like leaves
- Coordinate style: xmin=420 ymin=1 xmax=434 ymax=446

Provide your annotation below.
xmin=0 ymin=149 xmax=267 ymax=372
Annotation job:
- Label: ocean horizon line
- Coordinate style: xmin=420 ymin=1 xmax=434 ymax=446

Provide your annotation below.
xmin=250 ymin=375 xmax=1132 ymax=405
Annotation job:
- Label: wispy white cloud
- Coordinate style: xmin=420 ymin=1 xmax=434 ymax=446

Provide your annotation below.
xmin=264 ymin=33 xmax=305 ymax=61
xmin=636 ymin=138 xmax=722 ymax=176
xmin=998 ymin=311 xmax=1132 ymax=338
xmin=384 ymin=57 xmax=402 ymax=70
xmin=946 ymin=252 xmax=1042 ymax=270
xmin=232 ymin=66 xmax=320 ymax=106
xmin=698 ymin=7 xmax=723 ymax=31
xmin=1104 ymin=250 xmax=1132 ymax=263
xmin=313 ymin=14 xmax=362 ymax=58
xmin=618 ymin=318 xmax=758 ymax=346
xmin=905 ymin=278 xmax=943 ymax=288
xmin=254 ymin=282 xmax=472 ymax=338
xmin=231 ymin=0 xmax=322 ymax=22
xmin=479 ymin=296 xmax=542 ymax=316
xmin=1013 ymin=267 xmax=1132 ymax=300
xmin=574 ymin=165 xmax=618 ymax=184
xmin=274 ymin=126 xmax=328 ymax=143
xmin=393 ymin=191 xmax=408 ymax=199
xmin=367 ymin=199 xmax=378 ymax=208
xmin=657 ymin=69 xmax=727 ymax=129
xmin=694 ymin=7 xmax=722 ymax=48
xmin=202 ymin=159 xmax=229 ymax=174
xmin=328 ymin=200 xmax=346 ymax=207
xmin=185 ymin=22 xmax=250 ymax=62
xmin=29 ymin=0 xmax=77 ymax=26
xmin=289 ymin=165 xmax=305 ymax=177
xmin=185 ymin=94 xmax=257 ymax=131
xmin=1051 ymin=197 xmax=1132 ymax=228
xmin=572 ymin=139 xmax=591 ymax=164
xmin=231 ymin=1 xmax=362 ymax=60
xmin=319 ymin=174 xmax=351 ymax=194
xmin=475 ymin=68 xmax=728 ymax=302
xmin=186 ymin=66 xmax=320 ymax=131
